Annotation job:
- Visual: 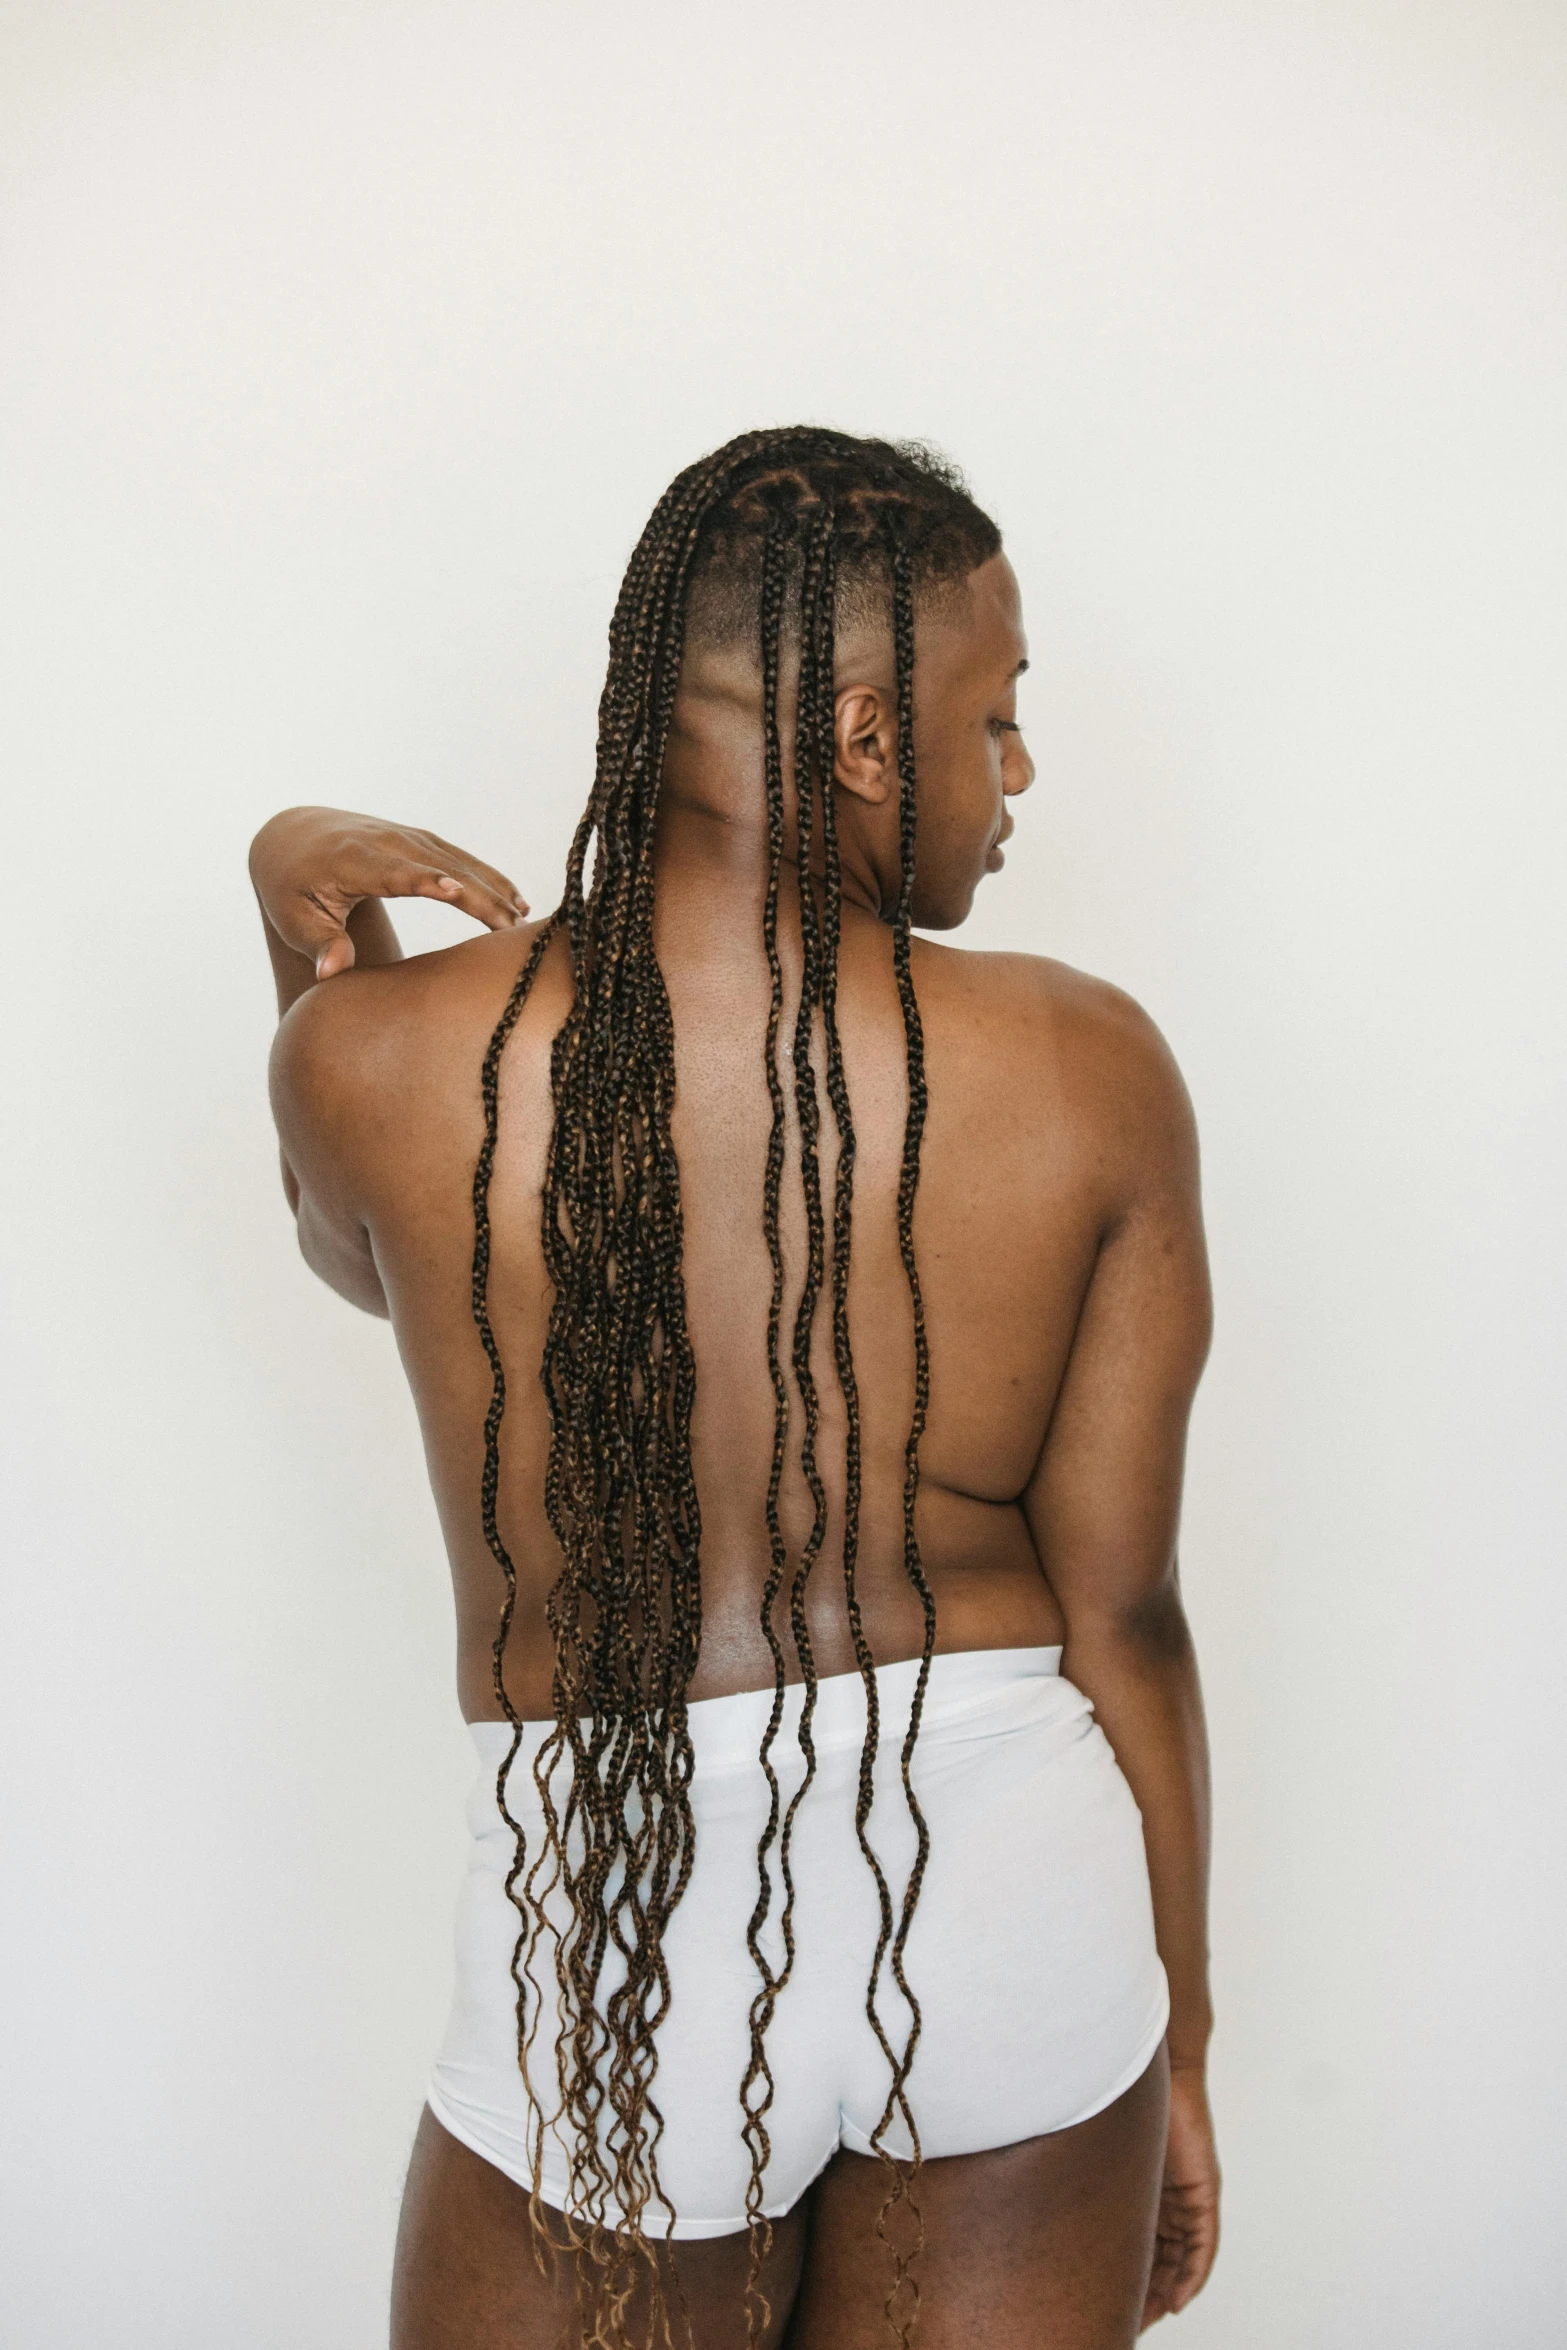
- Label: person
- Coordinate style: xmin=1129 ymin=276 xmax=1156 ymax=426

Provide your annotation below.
xmin=250 ymin=429 xmax=1220 ymax=2350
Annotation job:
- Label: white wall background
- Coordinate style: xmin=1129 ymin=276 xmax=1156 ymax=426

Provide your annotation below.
xmin=2 ymin=3 xmax=1563 ymax=2343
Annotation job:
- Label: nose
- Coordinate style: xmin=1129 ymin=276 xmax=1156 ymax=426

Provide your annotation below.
xmin=1004 ymin=736 xmax=1037 ymax=796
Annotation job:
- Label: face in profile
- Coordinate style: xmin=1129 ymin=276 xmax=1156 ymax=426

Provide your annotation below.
xmin=835 ymin=551 xmax=1035 ymax=931
xmin=912 ymin=553 xmax=1035 ymax=929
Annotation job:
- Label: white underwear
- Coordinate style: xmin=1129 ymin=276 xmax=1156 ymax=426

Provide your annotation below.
xmin=426 ymin=1646 xmax=1168 ymax=2239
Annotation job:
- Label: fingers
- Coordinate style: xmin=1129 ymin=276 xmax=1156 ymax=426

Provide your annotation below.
xmin=274 ymin=857 xmax=525 ymax=972
xmin=261 ymin=882 xmax=360 ymax=976
xmin=408 ymin=863 xmax=529 ymax=933
xmin=313 ymin=929 xmax=357 ymax=979
xmin=414 ymin=831 xmax=531 ymax=926
xmin=1169 ymin=2209 xmax=1220 ymax=2309
xmin=1140 ymin=2201 xmax=1219 ymax=2328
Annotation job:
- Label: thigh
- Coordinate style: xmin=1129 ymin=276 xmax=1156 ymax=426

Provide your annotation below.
xmin=391 ymin=2107 xmax=809 ymax=2350
xmin=785 ymin=2045 xmax=1169 ymax=2350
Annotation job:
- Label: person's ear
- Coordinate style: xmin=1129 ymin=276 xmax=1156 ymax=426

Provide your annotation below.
xmin=833 ymin=683 xmax=896 ymax=805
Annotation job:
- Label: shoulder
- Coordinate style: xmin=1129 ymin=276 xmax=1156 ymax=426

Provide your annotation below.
xmin=270 ymin=919 xmax=568 ymax=1205
xmin=275 ymin=917 xmax=565 ymax=1084
xmin=913 ymin=939 xmax=1200 ymax=1202
xmin=914 ymin=938 xmax=1190 ymax=1095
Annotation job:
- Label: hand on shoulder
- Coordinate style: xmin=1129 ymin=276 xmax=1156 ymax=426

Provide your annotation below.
xmin=250 ymin=803 xmax=529 ymax=978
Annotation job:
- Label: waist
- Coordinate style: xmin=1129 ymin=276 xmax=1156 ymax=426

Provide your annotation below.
xmin=468 ymin=1644 xmax=1066 ymax=1784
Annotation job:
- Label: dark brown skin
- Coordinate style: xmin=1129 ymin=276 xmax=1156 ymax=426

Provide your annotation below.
xmin=252 ymin=554 xmax=1219 ymax=2344
xmin=391 ymin=2050 xmax=1169 ymax=2349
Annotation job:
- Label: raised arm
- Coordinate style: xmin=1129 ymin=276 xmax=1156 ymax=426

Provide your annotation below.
xmin=250 ymin=805 xmax=527 ymax=1309
xmin=1022 ymin=996 xmax=1219 ymax=2324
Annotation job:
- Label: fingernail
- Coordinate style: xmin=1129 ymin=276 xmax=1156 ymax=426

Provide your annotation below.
xmin=435 ymin=873 xmax=461 ymax=894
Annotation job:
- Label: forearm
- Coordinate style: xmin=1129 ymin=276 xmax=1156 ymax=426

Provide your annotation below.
xmin=1061 ymin=1589 xmax=1212 ymax=2068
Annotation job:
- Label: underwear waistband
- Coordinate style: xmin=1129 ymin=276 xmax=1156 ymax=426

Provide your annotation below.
xmin=466 ymin=1644 xmax=1068 ymax=1784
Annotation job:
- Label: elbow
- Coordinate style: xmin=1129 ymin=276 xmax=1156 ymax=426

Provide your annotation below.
xmin=298 ymin=1234 xmax=392 ymax=1319
xmin=1118 ymin=1581 xmax=1194 ymax=1666
xmin=294 ymin=1197 xmax=391 ymax=1318
xmin=1067 ymin=1575 xmax=1194 ymax=1670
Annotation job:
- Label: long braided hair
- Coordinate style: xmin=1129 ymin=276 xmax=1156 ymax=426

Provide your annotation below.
xmin=470 ymin=428 xmax=1002 ymax=2346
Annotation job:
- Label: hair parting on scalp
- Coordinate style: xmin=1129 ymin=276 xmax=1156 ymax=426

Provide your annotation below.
xmin=469 ymin=427 xmax=1001 ymax=2348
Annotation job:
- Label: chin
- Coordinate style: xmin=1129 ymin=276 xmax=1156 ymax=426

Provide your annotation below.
xmin=907 ymin=884 xmax=977 ymax=932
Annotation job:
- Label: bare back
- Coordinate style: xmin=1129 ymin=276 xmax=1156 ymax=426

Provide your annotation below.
xmin=273 ymin=868 xmax=1201 ymax=1725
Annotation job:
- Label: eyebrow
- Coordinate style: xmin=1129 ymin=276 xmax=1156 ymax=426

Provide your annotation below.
xmin=1009 ymin=658 xmax=1030 ymax=679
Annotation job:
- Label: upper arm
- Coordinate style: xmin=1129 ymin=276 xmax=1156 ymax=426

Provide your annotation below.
xmin=1023 ymin=997 xmax=1212 ymax=1634
xmin=268 ymin=982 xmax=391 ymax=1317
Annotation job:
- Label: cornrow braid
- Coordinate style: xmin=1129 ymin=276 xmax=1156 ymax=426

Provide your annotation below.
xmin=469 ymin=426 xmax=1001 ymax=2348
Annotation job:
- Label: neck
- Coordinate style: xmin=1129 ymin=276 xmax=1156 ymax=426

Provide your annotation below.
xmin=652 ymin=703 xmax=887 ymax=929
